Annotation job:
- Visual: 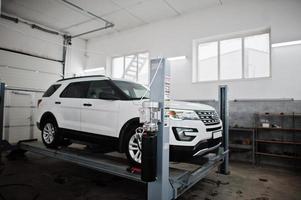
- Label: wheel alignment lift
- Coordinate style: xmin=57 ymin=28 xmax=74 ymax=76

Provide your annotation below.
xmin=0 ymin=58 xmax=229 ymax=200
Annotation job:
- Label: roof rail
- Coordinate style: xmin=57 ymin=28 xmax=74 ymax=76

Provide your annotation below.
xmin=57 ymin=75 xmax=106 ymax=82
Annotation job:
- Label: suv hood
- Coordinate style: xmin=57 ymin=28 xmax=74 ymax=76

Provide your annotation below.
xmin=133 ymin=100 xmax=215 ymax=111
xmin=166 ymin=100 xmax=215 ymax=111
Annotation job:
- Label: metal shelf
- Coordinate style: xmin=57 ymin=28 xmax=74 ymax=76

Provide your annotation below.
xmin=256 ymin=152 xmax=301 ymax=160
xmin=255 ymin=112 xmax=301 ymax=167
xmin=229 ymin=127 xmax=255 ymax=165
xmin=256 ymin=139 xmax=301 ymax=145
xmin=229 ymin=143 xmax=252 ymax=150
xmin=256 ymin=127 xmax=301 ymax=132
xmin=255 ymin=112 xmax=301 ymax=117
xmin=230 ymin=127 xmax=255 ymax=132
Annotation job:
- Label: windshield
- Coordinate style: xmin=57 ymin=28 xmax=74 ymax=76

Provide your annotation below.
xmin=113 ymin=80 xmax=150 ymax=100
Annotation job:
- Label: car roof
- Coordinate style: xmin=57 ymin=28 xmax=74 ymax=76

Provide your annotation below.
xmin=56 ymin=75 xmax=108 ymax=83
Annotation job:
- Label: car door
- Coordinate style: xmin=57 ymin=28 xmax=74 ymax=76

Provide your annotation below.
xmin=58 ymin=81 xmax=89 ymax=131
xmin=81 ymin=80 xmax=120 ymax=137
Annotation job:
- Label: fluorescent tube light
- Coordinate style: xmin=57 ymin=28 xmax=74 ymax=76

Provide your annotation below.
xmin=84 ymin=67 xmax=105 ymax=73
xmin=167 ymin=56 xmax=187 ymax=61
xmin=272 ymin=40 xmax=301 ymax=48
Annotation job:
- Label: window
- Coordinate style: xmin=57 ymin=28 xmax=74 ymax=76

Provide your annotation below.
xmin=113 ymin=80 xmax=149 ymax=100
xmin=198 ymin=42 xmax=218 ymax=81
xmin=112 ymin=52 xmax=149 ymax=85
xmin=220 ymin=38 xmax=242 ymax=80
xmin=194 ymin=32 xmax=270 ymax=82
xmin=43 ymin=84 xmax=61 ymax=97
xmin=244 ymin=34 xmax=270 ymax=78
xmin=87 ymin=80 xmax=120 ymax=100
xmin=60 ymin=82 xmax=90 ymax=98
xmin=112 ymin=56 xmax=124 ymax=79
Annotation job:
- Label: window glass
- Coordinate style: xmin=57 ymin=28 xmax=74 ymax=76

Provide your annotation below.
xmin=113 ymin=80 xmax=149 ymax=100
xmin=137 ymin=53 xmax=149 ymax=85
xmin=60 ymin=82 xmax=89 ymax=98
xmin=220 ymin=38 xmax=242 ymax=80
xmin=244 ymin=33 xmax=270 ymax=78
xmin=43 ymin=84 xmax=61 ymax=97
xmin=112 ymin=56 xmax=124 ymax=78
xmin=198 ymin=42 xmax=218 ymax=81
xmin=194 ymin=32 xmax=270 ymax=82
xmin=111 ymin=52 xmax=149 ymax=84
xmin=87 ymin=80 xmax=120 ymax=100
xmin=124 ymin=54 xmax=138 ymax=81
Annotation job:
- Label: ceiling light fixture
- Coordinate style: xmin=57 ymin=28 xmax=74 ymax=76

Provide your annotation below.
xmin=272 ymin=40 xmax=301 ymax=48
xmin=167 ymin=56 xmax=187 ymax=61
xmin=84 ymin=67 xmax=105 ymax=73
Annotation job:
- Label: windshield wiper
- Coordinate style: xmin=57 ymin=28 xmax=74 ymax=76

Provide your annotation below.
xmin=132 ymin=97 xmax=149 ymax=100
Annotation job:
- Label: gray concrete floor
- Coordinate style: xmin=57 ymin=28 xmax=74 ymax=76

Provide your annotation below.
xmin=0 ymin=152 xmax=300 ymax=200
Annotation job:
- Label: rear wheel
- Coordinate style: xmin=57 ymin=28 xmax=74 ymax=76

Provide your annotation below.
xmin=125 ymin=126 xmax=143 ymax=167
xmin=41 ymin=119 xmax=61 ymax=148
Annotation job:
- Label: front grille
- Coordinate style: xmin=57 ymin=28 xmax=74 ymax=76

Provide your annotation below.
xmin=196 ymin=110 xmax=220 ymax=126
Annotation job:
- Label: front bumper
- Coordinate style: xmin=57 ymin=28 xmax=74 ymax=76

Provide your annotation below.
xmin=170 ymin=137 xmax=222 ymax=161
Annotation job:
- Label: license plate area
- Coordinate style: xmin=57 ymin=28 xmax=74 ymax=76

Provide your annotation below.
xmin=213 ymin=130 xmax=222 ymax=139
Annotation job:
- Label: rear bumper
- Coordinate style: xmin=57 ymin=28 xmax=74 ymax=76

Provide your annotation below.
xmin=170 ymin=138 xmax=222 ymax=160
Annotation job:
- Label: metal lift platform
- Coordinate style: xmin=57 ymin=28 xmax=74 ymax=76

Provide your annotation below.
xmin=18 ymin=140 xmax=225 ymax=199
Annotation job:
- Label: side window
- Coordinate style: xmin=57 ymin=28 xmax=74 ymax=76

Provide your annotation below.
xmin=43 ymin=84 xmax=61 ymax=97
xmin=60 ymin=82 xmax=89 ymax=98
xmin=87 ymin=81 xmax=120 ymax=100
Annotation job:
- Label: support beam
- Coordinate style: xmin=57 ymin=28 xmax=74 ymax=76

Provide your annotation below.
xmin=218 ymin=85 xmax=230 ymax=175
xmin=0 ymin=82 xmax=5 ymax=167
xmin=62 ymin=35 xmax=72 ymax=78
xmin=148 ymin=58 xmax=173 ymax=200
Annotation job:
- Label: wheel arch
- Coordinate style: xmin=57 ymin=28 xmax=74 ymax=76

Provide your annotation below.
xmin=40 ymin=112 xmax=58 ymax=129
xmin=118 ymin=117 xmax=142 ymax=153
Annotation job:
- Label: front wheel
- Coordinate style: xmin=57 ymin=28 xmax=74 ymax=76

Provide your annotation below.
xmin=41 ymin=119 xmax=61 ymax=148
xmin=125 ymin=126 xmax=143 ymax=167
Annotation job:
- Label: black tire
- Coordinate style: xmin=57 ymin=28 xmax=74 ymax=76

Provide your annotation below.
xmin=41 ymin=118 xmax=61 ymax=148
xmin=124 ymin=125 xmax=142 ymax=167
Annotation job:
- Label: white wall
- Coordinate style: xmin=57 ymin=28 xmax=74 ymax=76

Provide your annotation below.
xmin=0 ymin=18 xmax=86 ymax=88
xmin=86 ymin=0 xmax=301 ymax=100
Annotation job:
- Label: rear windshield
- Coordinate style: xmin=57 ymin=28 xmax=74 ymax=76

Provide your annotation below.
xmin=43 ymin=84 xmax=61 ymax=97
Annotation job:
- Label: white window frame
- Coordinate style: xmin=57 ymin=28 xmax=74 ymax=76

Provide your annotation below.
xmin=192 ymin=28 xmax=271 ymax=83
xmin=111 ymin=51 xmax=150 ymax=82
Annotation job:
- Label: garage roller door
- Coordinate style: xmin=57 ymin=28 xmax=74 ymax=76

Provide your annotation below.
xmin=0 ymin=49 xmax=62 ymax=143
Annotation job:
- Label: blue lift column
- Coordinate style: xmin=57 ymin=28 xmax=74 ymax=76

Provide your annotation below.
xmin=147 ymin=58 xmax=173 ymax=200
xmin=218 ymin=85 xmax=230 ymax=175
xmin=0 ymin=82 xmax=5 ymax=166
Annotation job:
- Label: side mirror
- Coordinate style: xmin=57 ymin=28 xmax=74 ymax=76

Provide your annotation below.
xmin=99 ymin=92 xmax=120 ymax=100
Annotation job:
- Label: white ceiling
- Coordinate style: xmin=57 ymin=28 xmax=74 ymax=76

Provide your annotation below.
xmin=2 ymin=0 xmax=222 ymax=39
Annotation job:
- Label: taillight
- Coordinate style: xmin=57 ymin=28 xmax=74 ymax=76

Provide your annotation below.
xmin=37 ymin=99 xmax=42 ymax=107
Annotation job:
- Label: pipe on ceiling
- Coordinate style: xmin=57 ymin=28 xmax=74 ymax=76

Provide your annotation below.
xmin=0 ymin=13 xmax=64 ymax=36
xmin=61 ymin=0 xmax=114 ymax=38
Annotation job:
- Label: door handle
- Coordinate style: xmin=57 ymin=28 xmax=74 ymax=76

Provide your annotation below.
xmin=83 ymin=103 xmax=92 ymax=107
xmin=55 ymin=101 xmax=61 ymax=104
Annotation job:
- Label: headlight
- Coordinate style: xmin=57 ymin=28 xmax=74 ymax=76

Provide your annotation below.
xmin=167 ymin=109 xmax=200 ymax=120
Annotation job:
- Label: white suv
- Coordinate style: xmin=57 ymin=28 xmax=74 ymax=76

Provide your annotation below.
xmin=36 ymin=76 xmax=222 ymax=166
